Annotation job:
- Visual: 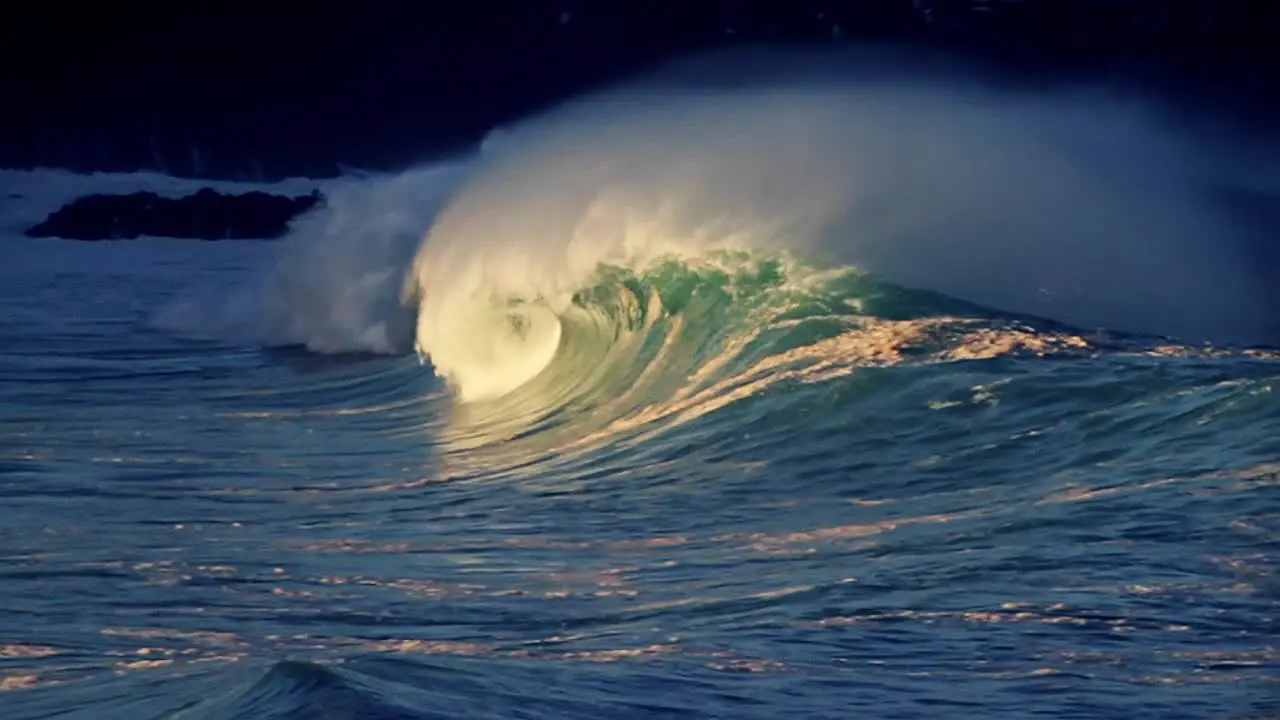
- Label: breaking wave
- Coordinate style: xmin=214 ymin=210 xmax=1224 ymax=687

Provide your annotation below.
xmin=157 ymin=51 xmax=1279 ymax=423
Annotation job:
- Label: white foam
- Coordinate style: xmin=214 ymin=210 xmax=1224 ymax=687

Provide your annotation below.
xmin=155 ymin=163 xmax=472 ymax=354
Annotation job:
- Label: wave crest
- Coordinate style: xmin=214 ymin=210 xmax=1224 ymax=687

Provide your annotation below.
xmin=405 ymin=70 xmax=1272 ymax=404
xmin=409 ymin=247 xmax=835 ymax=404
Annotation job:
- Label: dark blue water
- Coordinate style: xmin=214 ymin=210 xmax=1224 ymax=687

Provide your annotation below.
xmin=1 ymin=219 xmax=1277 ymax=718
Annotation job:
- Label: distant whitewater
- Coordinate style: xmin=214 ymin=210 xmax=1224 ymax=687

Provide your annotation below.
xmin=1 ymin=51 xmax=1278 ymax=720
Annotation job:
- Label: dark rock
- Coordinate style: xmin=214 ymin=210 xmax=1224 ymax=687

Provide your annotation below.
xmin=25 ymin=188 xmax=323 ymax=241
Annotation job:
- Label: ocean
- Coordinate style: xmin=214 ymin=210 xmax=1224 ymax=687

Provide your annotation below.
xmin=0 ymin=77 xmax=1277 ymax=719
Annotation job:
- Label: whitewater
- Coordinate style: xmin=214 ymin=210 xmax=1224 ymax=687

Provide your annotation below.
xmin=1 ymin=54 xmax=1277 ymax=719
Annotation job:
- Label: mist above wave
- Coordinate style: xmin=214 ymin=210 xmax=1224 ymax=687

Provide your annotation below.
xmin=415 ymin=59 xmax=1273 ymax=347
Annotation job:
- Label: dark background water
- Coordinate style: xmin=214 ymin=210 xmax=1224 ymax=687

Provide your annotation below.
xmin=2 ymin=1 xmax=1278 ymax=181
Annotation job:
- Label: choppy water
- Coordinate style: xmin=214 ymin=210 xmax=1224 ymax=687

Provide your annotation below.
xmin=2 ymin=69 xmax=1280 ymax=719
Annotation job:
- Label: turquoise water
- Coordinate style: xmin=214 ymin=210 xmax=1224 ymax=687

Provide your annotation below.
xmin=1 ymin=223 xmax=1276 ymax=718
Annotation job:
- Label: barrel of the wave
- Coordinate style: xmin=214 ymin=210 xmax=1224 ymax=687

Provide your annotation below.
xmin=412 ymin=288 xmax=565 ymax=403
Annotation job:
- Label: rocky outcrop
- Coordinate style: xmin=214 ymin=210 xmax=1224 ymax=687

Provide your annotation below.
xmin=25 ymin=188 xmax=323 ymax=241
